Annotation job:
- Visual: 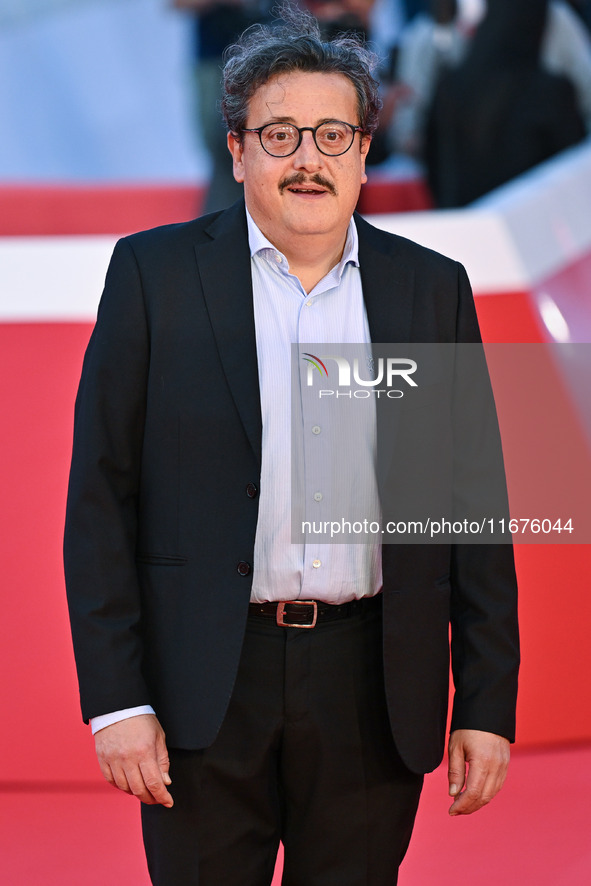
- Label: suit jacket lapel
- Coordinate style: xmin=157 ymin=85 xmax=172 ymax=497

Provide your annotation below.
xmin=355 ymin=213 xmax=416 ymax=486
xmin=194 ymin=201 xmax=263 ymax=465
xmin=355 ymin=212 xmax=415 ymax=345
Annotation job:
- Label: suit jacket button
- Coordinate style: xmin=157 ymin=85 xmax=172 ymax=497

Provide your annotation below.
xmin=237 ymin=561 xmax=251 ymax=576
xmin=246 ymin=482 xmax=258 ymax=499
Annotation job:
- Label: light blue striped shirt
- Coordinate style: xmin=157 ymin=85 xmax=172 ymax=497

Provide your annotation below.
xmin=248 ymin=209 xmax=382 ymax=604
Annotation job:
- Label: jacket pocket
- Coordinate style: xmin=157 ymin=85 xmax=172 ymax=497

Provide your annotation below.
xmin=136 ymin=553 xmax=188 ymax=565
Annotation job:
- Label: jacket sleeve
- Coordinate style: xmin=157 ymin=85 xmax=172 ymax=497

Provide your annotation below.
xmin=449 ymin=262 xmax=520 ymax=742
xmin=64 ymin=237 xmax=152 ymax=722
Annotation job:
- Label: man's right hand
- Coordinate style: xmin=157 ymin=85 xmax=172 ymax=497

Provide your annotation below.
xmin=94 ymin=714 xmax=174 ymax=807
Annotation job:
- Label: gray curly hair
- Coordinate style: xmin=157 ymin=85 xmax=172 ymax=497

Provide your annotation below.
xmin=221 ymin=4 xmax=381 ymax=138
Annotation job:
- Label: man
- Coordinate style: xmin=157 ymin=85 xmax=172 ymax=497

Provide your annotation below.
xmin=64 ymin=9 xmax=519 ymax=885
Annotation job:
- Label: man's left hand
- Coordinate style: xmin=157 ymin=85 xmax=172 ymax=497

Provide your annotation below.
xmin=447 ymin=729 xmax=510 ymax=816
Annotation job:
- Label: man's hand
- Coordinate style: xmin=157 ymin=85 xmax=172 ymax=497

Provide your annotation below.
xmin=94 ymin=714 xmax=174 ymax=807
xmin=447 ymin=729 xmax=510 ymax=816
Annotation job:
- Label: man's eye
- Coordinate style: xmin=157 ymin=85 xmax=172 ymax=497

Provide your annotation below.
xmin=319 ymin=127 xmax=346 ymax=143
xmin=267 ymin=128 xmax=296 ymax=142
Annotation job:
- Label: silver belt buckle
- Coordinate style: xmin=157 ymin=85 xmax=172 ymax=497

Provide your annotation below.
xmin=276 ymin=600 xmax=318 ymax=628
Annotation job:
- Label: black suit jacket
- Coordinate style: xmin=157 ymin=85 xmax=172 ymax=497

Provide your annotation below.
xmin=64 ymin=200 xmax=519 ymax=774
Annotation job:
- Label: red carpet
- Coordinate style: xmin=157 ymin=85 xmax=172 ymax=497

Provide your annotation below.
xmin=2 ymin=744 xmax=590 ymax=885
xmin=1 ymin=318 xmax=590 ymax=882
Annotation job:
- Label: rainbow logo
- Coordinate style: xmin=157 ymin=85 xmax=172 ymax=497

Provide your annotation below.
xmin=302 ymin=352 xmax=329 ymax=377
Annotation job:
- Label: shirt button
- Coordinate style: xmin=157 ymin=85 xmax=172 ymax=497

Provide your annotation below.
xmin=306 ymin=300 xmax=313 ymax=307
xmin=313 ymin=492 xmax=323 ymax=502
xmin=312 ymin=425 xmax=321 ymax=435
xmin=237 ymin=561 xmax=251 ymax=576
xmin=275 ymin=253 xmax=282 ymax=263
xmin=312 ymin=559 xmax=321 ymax=568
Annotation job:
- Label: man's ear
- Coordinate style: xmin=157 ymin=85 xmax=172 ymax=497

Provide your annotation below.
xmin=360 ymin=134 xmax=371 ymax=185
xmin=227 ymin=132 xmax=245 ymax=183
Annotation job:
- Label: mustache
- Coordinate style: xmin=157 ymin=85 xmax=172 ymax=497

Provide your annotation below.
xmin=279 ymin=173 xmax=337 ymax=195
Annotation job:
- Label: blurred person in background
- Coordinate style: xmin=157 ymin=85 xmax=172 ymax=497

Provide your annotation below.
xmin=390 ymin=0 xmax=468 ymax=160
xmin=542 ymin=0 xmax=591 ymax=132
xmin=425 ymin=0 xmax=587 ymax=207
xmin=302 ymin=0 xmax=374 ymax=39
xmin=564 ymin=0 xmax=591 ymax=31
xmin=173 ymin=0 xmax=272 ymax=212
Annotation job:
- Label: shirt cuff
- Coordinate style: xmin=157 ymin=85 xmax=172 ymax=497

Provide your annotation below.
xmin=90 ymin=705 xmax=156 ymax=735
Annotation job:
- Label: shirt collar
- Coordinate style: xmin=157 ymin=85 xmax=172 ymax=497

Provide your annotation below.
xmin=245 ymin=207 xmax=360 ymax=275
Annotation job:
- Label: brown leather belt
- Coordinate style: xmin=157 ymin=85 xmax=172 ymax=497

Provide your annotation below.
xmin=248 ymin=595 xmax=379 ymax=629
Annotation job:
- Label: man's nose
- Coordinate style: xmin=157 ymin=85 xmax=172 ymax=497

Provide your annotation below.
xmin=292 ymin=130 xmax=324 ymax=170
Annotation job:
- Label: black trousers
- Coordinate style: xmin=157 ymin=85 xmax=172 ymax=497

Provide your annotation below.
xmin=142 ymin=595 xmax=423 ymax=885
